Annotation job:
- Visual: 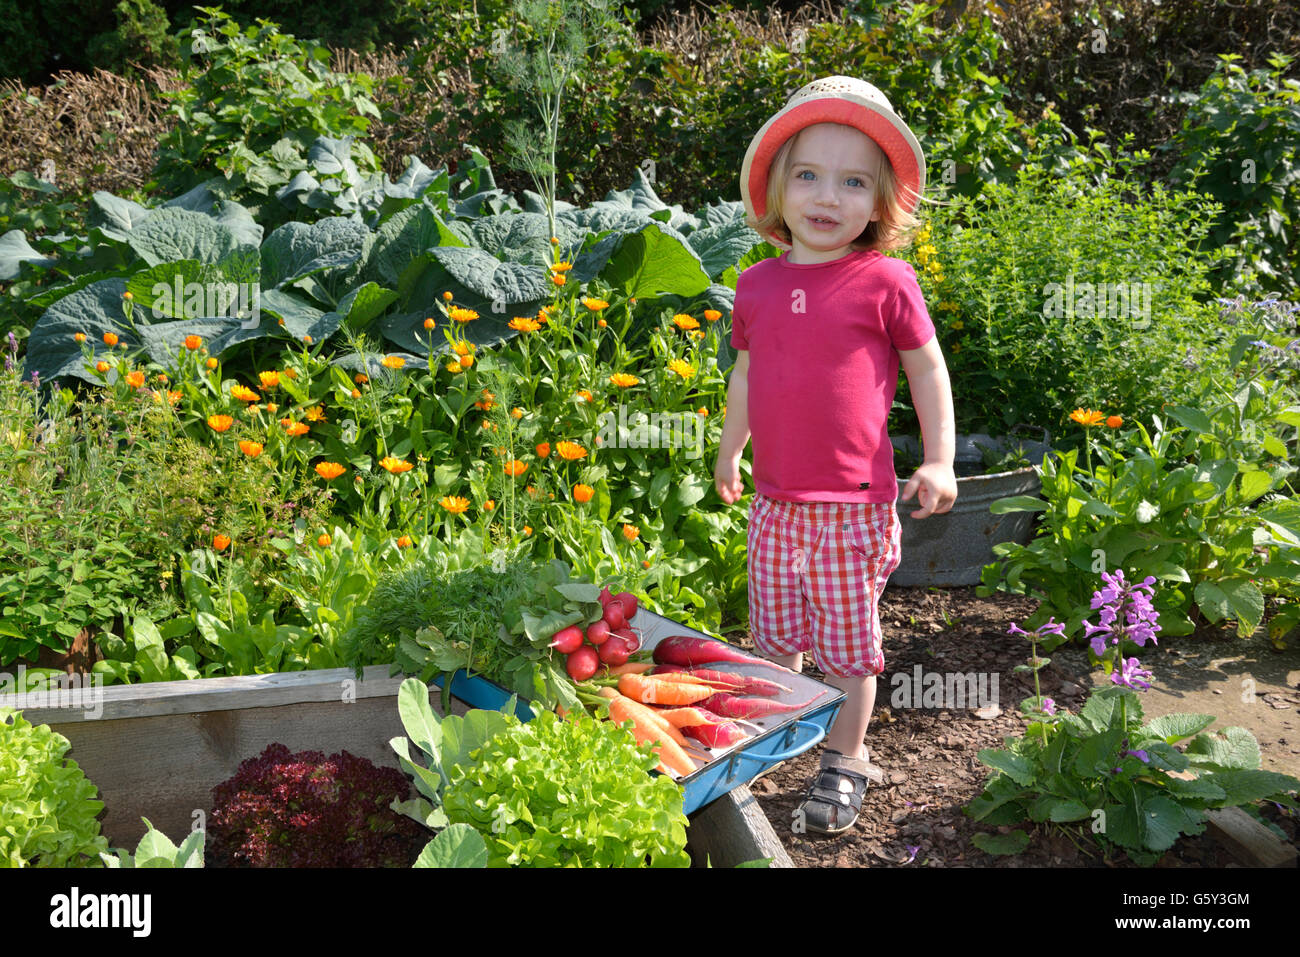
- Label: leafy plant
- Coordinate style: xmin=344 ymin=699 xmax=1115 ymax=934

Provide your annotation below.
xmin=442 ymin=707 xmax=690 ymax=867
xmin=207 ymin=742 xmax=426 ymax=867
xmin=101 ymin=818 xmax=205 ymax=868
xmin=0 ymin=708 xmax=110 ymax=867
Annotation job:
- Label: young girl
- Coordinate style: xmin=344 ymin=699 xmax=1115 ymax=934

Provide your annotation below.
xmin=713 ymin=76 xmax=958 ymax=835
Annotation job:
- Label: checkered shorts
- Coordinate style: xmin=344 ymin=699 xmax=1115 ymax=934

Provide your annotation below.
xmin=746 ymin=493 xmax=902 ymax=677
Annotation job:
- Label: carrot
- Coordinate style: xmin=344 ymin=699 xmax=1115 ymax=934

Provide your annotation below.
xmin=648 ymin=706 xmax=727 ymax=729
xmin=618 ymin=673 xmax=717 ymax=706
xmin=645 ymin=672 xmax=740 ymax=691
xmin=604 ymin=661 xmax=655 ymax=677
xmin=653 ymin=635 xmax=792 ymax=672
xmin=596 ymin=687 xmax=689 ymax=747
xmin=598 ymin=688 xmax=697 ymax=777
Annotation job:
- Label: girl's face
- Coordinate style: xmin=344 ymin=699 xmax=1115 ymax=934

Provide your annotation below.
xmin=780 ymin=123 xmax=884 ymax=265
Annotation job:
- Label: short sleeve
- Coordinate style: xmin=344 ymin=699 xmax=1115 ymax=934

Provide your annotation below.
xmin=886 ymin=260 xmax=935 ymax=351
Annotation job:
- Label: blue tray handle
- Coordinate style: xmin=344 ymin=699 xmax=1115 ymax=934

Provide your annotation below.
xmin=734 ymin=720 xmax=825 ymax=763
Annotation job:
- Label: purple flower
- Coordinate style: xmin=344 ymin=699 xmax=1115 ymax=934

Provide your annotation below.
xmin=1040 ymin=698 xmax=1056 ymax=716
xmin=903 ymin=845 xmax=920 ymax=865
xmin=1111 ymin=657 xmax=1153 ymax=691
xmin=1121 ymin=749 xmax=1150 ymax=763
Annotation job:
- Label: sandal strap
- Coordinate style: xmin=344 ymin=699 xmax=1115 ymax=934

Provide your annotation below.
xmin=821 ymin=749 xmax=884 ymax=785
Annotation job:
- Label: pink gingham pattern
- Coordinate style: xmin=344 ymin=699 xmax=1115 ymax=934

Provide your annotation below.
xmin=746 ymin=493 xmax=901 ymax=677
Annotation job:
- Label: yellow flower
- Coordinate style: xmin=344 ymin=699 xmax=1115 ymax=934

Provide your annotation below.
xmin=1069 ymin=408 xmax=1105 ymax=427
xmin=124 ymin=370 xmax=145 ymax=389
xmin=449 ymin=307 xmax=479 ymax=323
xmin=504 ymin=459 xmax=529 ymax=477
xmin=509 ymin=316 xmax=541 ymax=332
xmin=445 ymin=361 xmax=463 ymax=374
xmin=949 ymin=320 xmax=965 ymax=330
xmin=206 ymin=357 xmax=219 ymax=370
xmin=230 ymin=384 xmax=260 ymax=402
xmin=609 ymin=373 xmax=639 ymax=388
xmin=550 ymin=273 xmax=566 ymax=287
xmin=315 ymin=462 xmax=346 ymax=480
xmin=304 ymin=405 xmax=327 ymax=423
xmin=556 ymin=440 xmax=587 ymax=461
xmin=667 ymin=359 xmax=695 ymax=380
xmin=511 ymin=407 xmax=524 ymax=419
xmin=265 ymin=402 xmax=278 ymax=413
xmin=672 ymin=313 xmax=699 ymax=330
xmin=283 ymin=421 xmax=310 ymax=437
xmin=74 ymin=332 xmax=86 ymax=343
xmin=622 ymin=524 xmax=640 ymax=542
xmin=572 ymin=483 xmax=594 ymax=503
xmin=581 ymin=297 xmax=609 ymax=312
xmin=207 ymin=414 xmax=233 ymax=433
xmin=239 ymin=440 xmax=263 ymax=457
xmin=452 ymin=340 xmax=475 ymax=357
xmin=550 ymin=260 xmax=573 ymax=273
xmin=122 ymin=291 xmax=133 ymax=301
xmin=382 ymin=355 xmax=406 ymax=369
xmin=259 ymin=370 xmax=280 ymax=389
xmin=440 ymin=495 xmax=470 ymax=514
xmin=380 ymin=456 xmax=414 ymax=474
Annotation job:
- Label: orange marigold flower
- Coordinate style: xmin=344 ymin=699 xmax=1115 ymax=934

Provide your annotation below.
xmin=697 ymin=407 xmax=709 ymax=416
xmin=282 ymin=367 xmax=298 ymax=380
xmin=350 ymin=388 xmax=361 ymax=398
xmin=304 ymin=406 xmax=326 ymax=423
xmin=317 ymin=533 xmax=332 ymax=547
xmin=642 ymin=560 xmax=651 ymax=569
xmin=537 ymin=306 xmax=553 ymax=322
xmin=1106 ymin=415 xmax=1123 ymax=429
xmin=156 ymin=373 xmax=168 ymax=383
xmin=452 ymin=340 xmax=475 ymax=356
xmin=609 ymin=373 xmax=639 ymax=388
xmin=303 ymin=335 xmax=313 ymax=344
xmin=122 ymin=291 xmax=133 ymax=301
xmin=239 ymin=440 xmax=263 ymax=457
xmin=184 ymin=334 xmax=203 ymax=350
xmin=230 ymin=384 xmax=260 ymax=402
xmin=206 ymin=357 xmax=219 ymax=370
xmin=442 ymin=291 xmax=454 ymax=301
xmin=536 ymin=442 xmax=551 ymax=458
xmin=315 ymin=461 xmax=346 ymax=480
xmin=484 ymin=499 xmax=495 ymax=511
xmin=575 ymin=389 xmax=594 ymax=403
xmin=504 ymin=459 xmax=529 ymax=477
xmin=259 ymin=370 xmax=280 ymax=389
xmin=212 ymin=533 xmax=231 ymax=551
xmin=96 ymin=361 xmax=111 ymax=374
xmin=509 ymin=316 xmax=541 ymax=332
xmin=573 ymin=483 xmax=594 ymax=503
xmin=125 ymin=370 xmax=145 ymax=389
xmin=74 ymin=332 xmax=86 ymax=343
xmin=449 ymin=307 xmax=479 ymax=323
xmin=396 ymin=535 xmax=413 ymax=548
xmin=440 ymin=495 xmax=470 ymax=514
xmin=459 ymin=355 xmax=474 ymax=369
xmin=597 ymin=318 xmax=607 ymax=328
xmin=265 ymin=402 xmax=278 ymax=413
xmin=354 ymin=373 xmax=368 ymax=384
xmin=672 ymin=313 xmax=699 ymax=330
xmin=207 ymin=414 xmax=234 ymax=433
xmin=381 ymin=355 xmax=406 ymax=369
xmin=379 ymin=456 xmax=413 ymax=474
xmin=622 ymin=524 xmax=640 ymax=542
xmin=667 ymin=358 xmax=695 ymax=380
xmin=103 ymin=332 xmax=119 ymax=347
xmin=1069 ymin=408 xmax=1105 ymax=427
xmin=284 ymin=421 xmax=310 ymax=437
xmin=582 ymin=297 xmax=609 ymax=311
xmin=704 ymin=309 xmax=722 ymax=322
xmin=523 ymin=526 xmax=533 ymax=536
xmin=556 ymin=440 xmax=587 ymax=461
xmin=445 ymin=361 xmax=463 ymax=374
xmin=551 ymin=260 xmax=574 ymax=273
xmin=424 ymin=317 xmax=436 ymax=330
xmin=511 ymin=407 xmax=524 ymax=419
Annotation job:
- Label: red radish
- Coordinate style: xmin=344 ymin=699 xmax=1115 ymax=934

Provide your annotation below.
xmin=612 ymin=627 xmax=639 ymax=652
xmin=586 ymin=619 xmax=611 ymax=646
xmin=566 ymin=646 xmax=600 ymax=681
xmin=602 ymin=600 xmax=627 ymax=630
xmin=598 ymin=586 xmax=615 ymax=607
xmin=653 ymin=635 xmax=792 ymax=672
xmin=598 ymin=633 xmax=635 ymax=667
xmin=653 ymin=663 xmax=792 ymax=697
xmin=683 ymin=720 xmax=749 ymax=748
xmin=613 ymin=592 xmax=638 ymax=620
xmin=696 ymin=691 xmax=828 ymax=721
xmin=549 ymin=625 xmax=585 ymax=655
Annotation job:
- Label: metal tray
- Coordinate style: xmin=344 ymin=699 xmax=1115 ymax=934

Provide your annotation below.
xmin=433 ymin=608 xmax=844 ymax=815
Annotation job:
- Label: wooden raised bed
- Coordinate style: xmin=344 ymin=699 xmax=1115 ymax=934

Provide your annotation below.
xmin=1 ymin=667 xmax=788 ymax=866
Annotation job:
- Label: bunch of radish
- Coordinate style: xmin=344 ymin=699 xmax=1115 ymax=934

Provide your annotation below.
xmin=554 ymin=586 xmax=642 ymax=682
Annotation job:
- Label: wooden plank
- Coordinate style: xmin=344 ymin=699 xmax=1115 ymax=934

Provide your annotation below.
xmin=1204 ymin=807 xmax=1298 ymax=868
xmin=1 ymin=664 xmax=407 ymax=724
xmin=686 ymin=785 xmax=793 ymax=868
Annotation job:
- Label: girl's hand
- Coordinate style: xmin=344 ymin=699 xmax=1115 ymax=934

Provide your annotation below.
xmin=714 ymin=455 xmax=744 ymax=505
xmin=900 ymin=462 xmax=957 ymax=518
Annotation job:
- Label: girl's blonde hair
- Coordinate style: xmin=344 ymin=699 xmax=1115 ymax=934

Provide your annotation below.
xmin=754 ymin=126 xmax=925 ymax=252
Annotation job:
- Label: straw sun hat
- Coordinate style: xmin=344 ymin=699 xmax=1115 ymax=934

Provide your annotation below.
xmin=739 ymin=76 xmax=926 ymax=250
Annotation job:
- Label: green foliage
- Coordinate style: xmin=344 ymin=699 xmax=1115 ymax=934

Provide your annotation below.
xmin=101 ymin=818 xmax=205 ymax=867
xmin=967 ymin=685 xmax=1300 ymax=866
xmin=442 ymin=707 xmax=690 ymax=867
xmin=899 ymin=159 xmax=1228 ymax=437
xmin=85 ymin=0 xmax=180 ymax=76
xmin=0 ymin=708 xmax=110 ymax=867
xmin=151 ymin=9 xmax=383 ymax=204
xmin=1167 ymin=54 xmax=1300 ymax=298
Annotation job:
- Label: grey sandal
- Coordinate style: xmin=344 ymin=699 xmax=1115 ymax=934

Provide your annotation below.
xmin=796 ymin=749 xmax=884 ymax=835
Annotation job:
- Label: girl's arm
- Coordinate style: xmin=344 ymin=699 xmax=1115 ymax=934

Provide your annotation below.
xmin=898 ymin=337 xmax=957 ymax=518
xmin=713 ymin=349 xmax=750 ymax=504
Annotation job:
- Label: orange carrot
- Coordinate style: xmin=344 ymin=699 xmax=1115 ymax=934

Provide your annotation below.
xmin=618 ymin=673 xmax=716 ymax=706
xmin=599 ymin=688 xmax=697 ymax=777
xmin=646 ymin=672 xmax=740 ymax=691
xmin=649 ymin=706 xmax=725 ymax=729
xmin=597 ymin=687 xmax=689 ymax=747
xmin=604 ymin=661 xmax=655 ymax=676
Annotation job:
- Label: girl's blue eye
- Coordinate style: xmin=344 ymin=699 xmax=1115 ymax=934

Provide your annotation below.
xmin=796 ymin=170 xmax=815 ymax=181
xmin=846 ymin=177 xmax=864 ymax=188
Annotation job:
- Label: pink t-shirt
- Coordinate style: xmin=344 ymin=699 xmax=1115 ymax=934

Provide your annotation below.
xmin=730 ymin=248 xmax=935 ymax=503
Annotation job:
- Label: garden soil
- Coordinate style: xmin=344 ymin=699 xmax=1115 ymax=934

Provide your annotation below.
xmin=731 ymin=586 xmax=1300 ymax=869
